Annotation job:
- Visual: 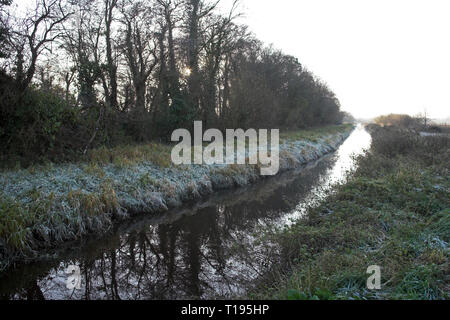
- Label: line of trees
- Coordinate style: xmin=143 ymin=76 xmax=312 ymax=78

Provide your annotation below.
xmin=0 ymin=0 xmax=344 ymax=163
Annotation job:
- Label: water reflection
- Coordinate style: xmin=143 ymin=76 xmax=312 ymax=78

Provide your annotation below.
xmin=0 ymin=126 xmax=371 ymax=300
xmin=281 ymin=124 xmax=372 ymax=224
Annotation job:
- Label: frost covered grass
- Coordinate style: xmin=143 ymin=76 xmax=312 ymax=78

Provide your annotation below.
xmin=280 ymin=124 xmax=353 ymax=143
xmin=86 ymin=142 xmax=174 ymax=168
xmin=250 ymin=127 xmax=449 ymax=300
xmin=0 ymin=125 xmax=353 ymax=272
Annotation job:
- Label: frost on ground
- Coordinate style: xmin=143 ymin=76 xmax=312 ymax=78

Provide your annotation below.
xmin=0 ymin=126 xmax=353 ymax=271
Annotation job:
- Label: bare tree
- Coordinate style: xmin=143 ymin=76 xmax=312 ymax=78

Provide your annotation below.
xmin=120 ymin=1 xmax=158 ymax=113
xmin=0 ymin=0 xmax=12 ymax=59
xmin=119 ymin=0 xmax=159 ymax=140
xmin=63 ymin=66 xmax=76 ymax=102
xmin=60 ymin=1 xmax=100 ymax=109
xmin=11 ymin=0 xmax=72 ymax=90
xmin=156 ymin=0 xmax=183 ymax=98
xmin=154 ymin=23 xmax=169 ymax=117
xmin=103 ymin=0 xmax=119 ymax=110
xmin=201 ymin=0 xmax=241 ymax=126
xmin=184 ymin=0 xmax=220 ymax=113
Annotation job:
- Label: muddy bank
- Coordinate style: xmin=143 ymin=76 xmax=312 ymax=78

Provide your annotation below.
xmin=0 ymin=125 xmax=353 ymax=272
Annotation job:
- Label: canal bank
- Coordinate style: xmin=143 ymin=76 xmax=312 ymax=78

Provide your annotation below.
xmin=0 ymin=125 xmax=353 ymax=273
xmin=251 ymin=126 xmax=449 ymax=300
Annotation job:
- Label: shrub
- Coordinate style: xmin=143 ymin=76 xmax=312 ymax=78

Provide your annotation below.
xmin=0 ymin=82 xmax=81 ymax=165
xmin=370 ymin=126 xmax=449 ymax=167
xmin=371 ymin=127 xmax=420 ymax=157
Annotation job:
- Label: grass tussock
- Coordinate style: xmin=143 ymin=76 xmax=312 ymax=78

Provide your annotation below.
xmin=0 ymin=186 xmax=122 ymax=271
xmin=0 ymin=197 xmax=33 ymax=251
xmin=252 ymin=127 xmax=449 ymax=300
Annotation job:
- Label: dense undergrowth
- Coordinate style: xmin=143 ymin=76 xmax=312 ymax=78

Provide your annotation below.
xmin=251 ymin=125 xmax=449 ymax=300
xmin=0 ymin=124 xmax=353 ymax=272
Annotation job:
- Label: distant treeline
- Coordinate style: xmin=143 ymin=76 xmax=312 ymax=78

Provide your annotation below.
xmin=374 ymin=113 xmax=440 ymax=131
xmin=0 ymin=0 xmax=343 ymax=164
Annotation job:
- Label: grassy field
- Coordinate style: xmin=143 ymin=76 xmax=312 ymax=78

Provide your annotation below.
xmin=0 ymin=124 xmax=353 ymax=272
xmin=251 ymin=125 xmax=449 ymax=300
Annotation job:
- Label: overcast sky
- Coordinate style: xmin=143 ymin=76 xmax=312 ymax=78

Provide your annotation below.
xmin=15 ymin=0 xmax=450 ymax=120
xmin=220 ymin=0 xmax=450 ymax=120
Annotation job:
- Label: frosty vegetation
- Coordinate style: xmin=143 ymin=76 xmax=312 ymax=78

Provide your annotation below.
xmin=0 ymin=125 xmax=353 ymax=271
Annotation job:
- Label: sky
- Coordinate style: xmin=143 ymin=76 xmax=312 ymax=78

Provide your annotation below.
xmin=219 ymin=0 xmax=450 ymax=120
xmin=14 ymin=0 xmax=450 ymax=120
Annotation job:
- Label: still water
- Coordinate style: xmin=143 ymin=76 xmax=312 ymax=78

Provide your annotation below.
xmin=0 ymin=125 xmax=371 ymax=300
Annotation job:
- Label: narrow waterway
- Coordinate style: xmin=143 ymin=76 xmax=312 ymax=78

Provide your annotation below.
xmin=0 ymin=125 xmax=371 ymax=300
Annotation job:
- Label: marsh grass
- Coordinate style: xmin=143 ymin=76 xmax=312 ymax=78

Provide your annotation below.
xmin=0 ymin=197 xmax=32 ymax=251
xmin=0 ymin=184 xmax=121 ymax=271
xmin=251 ymin=127 xmax=449 ymax=300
